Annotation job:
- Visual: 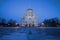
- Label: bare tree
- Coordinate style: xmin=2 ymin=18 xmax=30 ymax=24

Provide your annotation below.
xmin=7 ymin=19 xmax=18 ymax=27
xmin=43 ymin=17 xmax=59 ymax=27
xmin=0 ymin=17 xmax=6 ymax=27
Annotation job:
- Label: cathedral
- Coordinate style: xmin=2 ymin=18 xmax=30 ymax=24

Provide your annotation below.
xmin=21 ymin=9 xmax=38 ymax=27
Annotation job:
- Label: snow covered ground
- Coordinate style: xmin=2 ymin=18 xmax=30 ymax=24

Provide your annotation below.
xmin=0 ymin=27 xmax=60 ymax=40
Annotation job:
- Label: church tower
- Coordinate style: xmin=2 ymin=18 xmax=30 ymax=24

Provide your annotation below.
xmin=21 ymin=9 xmax=38 ymax=27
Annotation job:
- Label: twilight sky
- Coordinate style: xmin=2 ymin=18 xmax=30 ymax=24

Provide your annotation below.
xmin=0 ymin=0 xmax=60 ymax=23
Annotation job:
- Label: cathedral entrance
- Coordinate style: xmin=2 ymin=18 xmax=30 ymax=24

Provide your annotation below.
xmin=27 ymin=23 xmax=32 ymax=27
xmin=29 ymin=24 xmax=31 ymax=27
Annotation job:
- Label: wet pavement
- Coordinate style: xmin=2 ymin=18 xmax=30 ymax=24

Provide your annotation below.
xmin=0 ymin=27 xmax=60 ymax=40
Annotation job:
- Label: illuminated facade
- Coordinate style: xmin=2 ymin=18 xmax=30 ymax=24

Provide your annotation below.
xmin=21 ymin=9 xmax=38 ymax=27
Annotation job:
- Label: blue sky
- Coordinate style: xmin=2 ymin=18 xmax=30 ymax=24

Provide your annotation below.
xmin=0 ymin=0 xmax=60 ymax=23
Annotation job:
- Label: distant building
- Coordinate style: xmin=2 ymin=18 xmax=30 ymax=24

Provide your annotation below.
xmin=21 ymin=9 xmax=38 ymax=27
